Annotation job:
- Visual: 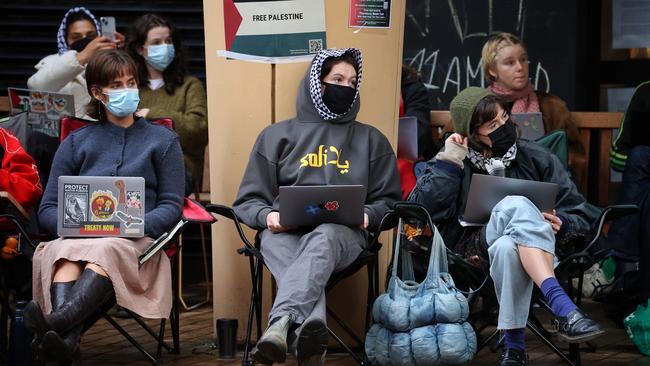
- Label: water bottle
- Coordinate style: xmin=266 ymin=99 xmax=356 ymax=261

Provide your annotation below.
xmin=8 ymin=300 xmax=34 ymax=365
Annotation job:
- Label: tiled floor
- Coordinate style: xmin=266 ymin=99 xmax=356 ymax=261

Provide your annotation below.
xmin=78 ymin=296 xmax=650 ymax=365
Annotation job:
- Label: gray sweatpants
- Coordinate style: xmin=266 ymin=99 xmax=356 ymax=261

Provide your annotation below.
xmin=260 ymin=223 xmax=367 ymax=325
xmin=485 ymin=196 xmax=556 ymax=329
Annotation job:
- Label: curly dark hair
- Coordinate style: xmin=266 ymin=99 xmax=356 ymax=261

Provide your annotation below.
xmin=126 ymin=14 xmax=187 ymax=94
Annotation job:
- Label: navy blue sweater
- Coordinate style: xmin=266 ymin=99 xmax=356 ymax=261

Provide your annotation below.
xmin=38 ymin=118 xmax=185 ymax=238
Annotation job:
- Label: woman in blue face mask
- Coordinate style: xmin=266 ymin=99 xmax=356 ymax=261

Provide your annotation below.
xmin=126 ymin=14 xmax=208 ymax=194
xmin=25 ymin=49 xmax=185 ymax=363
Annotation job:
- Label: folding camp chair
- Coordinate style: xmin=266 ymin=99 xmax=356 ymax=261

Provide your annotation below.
xmin=0 ymin=192 xmax=39 ymax=358
xmin=56 ymin=116 xmax=217 ymax=364
xmin=445 ymin=204 xmax=639 ymax=366
xmin=206 ymin=203 xmax=396 ymax=366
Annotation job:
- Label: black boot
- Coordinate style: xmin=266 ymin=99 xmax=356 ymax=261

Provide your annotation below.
xmin=42 ymin=281 xmax=84 ymax=362
xmin=25 ymin=270 xmax=114 ymax=358
xmin=29 ymin=281 xmax=76 ymax=362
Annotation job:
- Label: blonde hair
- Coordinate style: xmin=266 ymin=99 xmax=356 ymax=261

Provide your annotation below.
xmin=481 ymin=32 xmax=525 ymax=82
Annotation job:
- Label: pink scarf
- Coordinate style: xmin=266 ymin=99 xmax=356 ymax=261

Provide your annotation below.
xmin=489 ymin=81 xmax=540 ymax=113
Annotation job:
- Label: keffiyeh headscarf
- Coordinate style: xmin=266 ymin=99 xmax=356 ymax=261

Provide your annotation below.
xmin=56 ymin=7 xmax=100 ymax=54
xmin=467 ymin=144 xmax=518 ymax=175
xmin=308 ymin=48 xmax=363 ymax=121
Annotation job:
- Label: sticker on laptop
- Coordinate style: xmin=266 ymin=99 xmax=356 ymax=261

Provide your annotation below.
xmin=63 ymin=183 xmax=89 ymax=228
xmin=90 ymin=190 xmax=117 ymax=220
xmin=304 ymin=201 xmax=340 ymax=216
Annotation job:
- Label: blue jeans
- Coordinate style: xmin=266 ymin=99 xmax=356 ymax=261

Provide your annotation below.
xmin=485 ymin=196 xmax=556 ymax=329
xmin=608 ymin=145 xmax=650 ymax=302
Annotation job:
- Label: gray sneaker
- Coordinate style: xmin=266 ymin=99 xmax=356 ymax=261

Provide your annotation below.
xmin=253 ymin=315 xmax=294 ymax=363
xmin=296 ymin=318 xmax=328 ymax=366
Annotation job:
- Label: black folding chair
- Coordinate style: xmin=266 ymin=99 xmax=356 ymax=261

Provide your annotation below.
xmin=206 ymin=204 xmax=396 ymax=365
xmin=447 ymin=204 xmax=639 ymax=366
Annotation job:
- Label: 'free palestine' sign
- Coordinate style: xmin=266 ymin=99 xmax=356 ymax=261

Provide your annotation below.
xmin=222 ymin=0 xmax=327 ymax=62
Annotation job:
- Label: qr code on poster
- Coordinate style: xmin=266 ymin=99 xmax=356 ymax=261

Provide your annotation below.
xmin=309 ymin=39 xmax=323 ymax=53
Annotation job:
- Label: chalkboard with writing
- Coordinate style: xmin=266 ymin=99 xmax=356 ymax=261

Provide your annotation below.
xmin=403 ymin=0 xmax=577 ymax=109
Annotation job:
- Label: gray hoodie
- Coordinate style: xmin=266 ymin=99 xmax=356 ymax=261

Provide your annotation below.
xmin=233 ymin=48 xmax=401 ymax=231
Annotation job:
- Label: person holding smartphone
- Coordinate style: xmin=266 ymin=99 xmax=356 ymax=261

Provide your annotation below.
xmin=27 ymin=7 xmax=125 ymax=119
xmin=126 ymin=14 xmax=207 ymax=192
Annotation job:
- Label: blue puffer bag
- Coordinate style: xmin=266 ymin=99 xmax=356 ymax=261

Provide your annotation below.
xmin=365 ymin=206 xmax=476 ymax=365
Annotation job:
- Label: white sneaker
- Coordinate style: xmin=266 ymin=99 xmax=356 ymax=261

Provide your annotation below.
xmin=573 ymin=263 xmax=613 ymax=298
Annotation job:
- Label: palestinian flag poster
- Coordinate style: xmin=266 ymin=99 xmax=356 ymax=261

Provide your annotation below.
xmin=221 ymin=0 xmax=327 ymax=63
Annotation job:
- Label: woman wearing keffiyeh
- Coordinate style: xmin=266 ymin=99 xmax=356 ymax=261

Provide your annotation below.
xmin=27 ymin=7 xmax=124 ymax=118
xmin=482 ymin=32 xmax=587 ymax=190
xmin=410 ymin=87 xmax=603 ymax=366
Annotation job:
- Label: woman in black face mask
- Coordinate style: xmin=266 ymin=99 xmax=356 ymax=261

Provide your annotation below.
xmin=410 ymin=87 xmax=604 ymax=366
xmin=27 ymin=7 xmax=124 ymax=119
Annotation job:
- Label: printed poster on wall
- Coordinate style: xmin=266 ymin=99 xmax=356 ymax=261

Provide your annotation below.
xmin=349 ymin=0 xmax=391 ymax=28
xmin=220 ymin=0 xmax=326 ymax=63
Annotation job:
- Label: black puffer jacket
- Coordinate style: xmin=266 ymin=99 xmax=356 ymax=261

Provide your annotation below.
xmin=409 ymin=140 xmax=597 ymax=256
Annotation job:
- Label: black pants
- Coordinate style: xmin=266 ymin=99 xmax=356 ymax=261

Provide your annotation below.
xmin=608 ymin=145 xmax=650 ymax=303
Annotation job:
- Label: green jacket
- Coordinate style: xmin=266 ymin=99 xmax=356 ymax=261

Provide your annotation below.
xmin=139 ymin=76 xmax=208 ymax=187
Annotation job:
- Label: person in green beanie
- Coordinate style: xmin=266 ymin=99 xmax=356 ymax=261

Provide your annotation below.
xmin=410 ymin=87 xmax=603 ymax=366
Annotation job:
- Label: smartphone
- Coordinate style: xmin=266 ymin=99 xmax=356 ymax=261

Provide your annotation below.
xmin=100 ymin=16 xmax=116 ymax=42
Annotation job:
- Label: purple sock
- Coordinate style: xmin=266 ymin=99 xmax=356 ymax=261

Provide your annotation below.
xmin=540 ymin=277 xmax=577 ymax=317
xmin=504 ymin=328 xmax=525 ymax=351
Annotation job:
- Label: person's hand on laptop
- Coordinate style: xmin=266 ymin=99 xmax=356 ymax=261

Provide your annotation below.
xmin=542 ymin=209 xmax=562 ymax=235
xmin=266 ymin=211 xmax=295 ymax=233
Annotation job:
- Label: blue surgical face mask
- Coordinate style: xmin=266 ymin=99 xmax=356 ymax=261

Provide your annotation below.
xmin=146 ymin=44 xmax=175 ymax=71
xmin=102 ymin=89 xmax=140 ymax=117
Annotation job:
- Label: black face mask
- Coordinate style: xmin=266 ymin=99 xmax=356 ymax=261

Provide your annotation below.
xmin=322 ymin=82 xmax=356 ymax=114
xmin=487 ymin=119 xmax=518 ymax=157
xmin=69 ymin=37 xmax=94 ymax=53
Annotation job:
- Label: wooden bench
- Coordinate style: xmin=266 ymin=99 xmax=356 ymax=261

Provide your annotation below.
xmin=429 ymin=110 xmax=623 ymax=207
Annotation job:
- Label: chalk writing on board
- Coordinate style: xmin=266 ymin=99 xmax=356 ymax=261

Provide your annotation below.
xmin=406 ymin=48 xmax=550 ymax=96
xmin=402 ymin=0 xmax=573 ymax=109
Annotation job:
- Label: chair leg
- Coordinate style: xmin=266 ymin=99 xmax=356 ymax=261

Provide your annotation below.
xmin=526 ymin=319 xmax=576 ymax=366
xmin=178 ymin=224 xmax=212 ymax=311
xmin=171 ymin=253 xmax=181 ymax=353
xmin=242 ymin=256 xmax=262 ymax=366
xmin=327 ymin=326 xmax=364 ymax=365
xmin=156 ymin=318 xmax=166 ymax=362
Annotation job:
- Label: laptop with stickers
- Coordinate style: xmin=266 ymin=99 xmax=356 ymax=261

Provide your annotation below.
xmin=279 ymin=185 xmax=366 ymax=227
xmin=57 ymin=176 xmax=145 ymax=238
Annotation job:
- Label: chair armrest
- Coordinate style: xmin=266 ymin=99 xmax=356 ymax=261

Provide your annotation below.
xmin=205 ymin=203 xmax=257 ymax=252
xmin=0 ymin=191 xmax=29 ymax=220
xmin=583 ymin=204 xmax=640 ymax=254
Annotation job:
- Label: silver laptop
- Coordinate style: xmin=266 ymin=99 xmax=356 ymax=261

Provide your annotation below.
xmin=8 ymin=87 xmax=75 ymax=138
xmin=57 ymin=176 xmax=145 ymax=237
xmin=460 ymin=174 xmax=559 ymax=226
xmin=397 ymin=116 xmax=418 ymax=161
xmin=511 ymin=112 xmax=545 ymax=141
xmin=279 ymin=185 xmax=366 ymax=227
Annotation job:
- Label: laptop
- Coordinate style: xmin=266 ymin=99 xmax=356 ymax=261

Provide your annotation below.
xmin=57 ymin=176 xmax=145 ymax=237
xmin=7 ymin=87 xmax=75 ymax=138
xmin=511 ymin=112 xmax=545 ymax=141
xmin=397 ymin=116 xmax=418 ymax=161
xmin=460 ymin=174 xmax=559 ymax=226
xmin=279 ymin=185 xmax=366 ymax=227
